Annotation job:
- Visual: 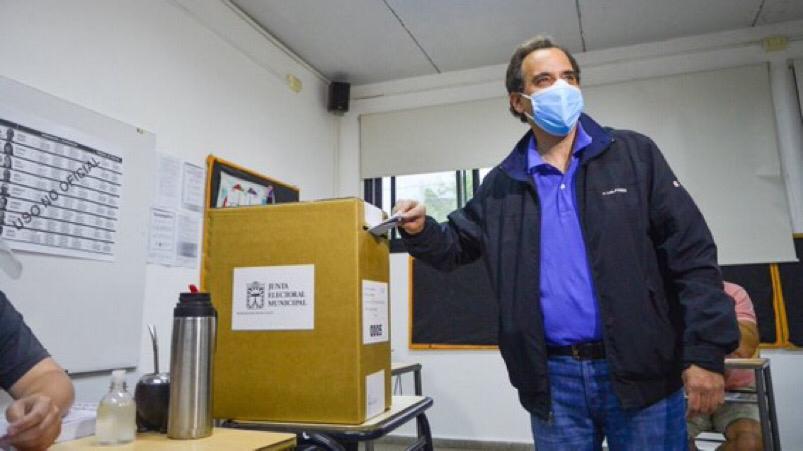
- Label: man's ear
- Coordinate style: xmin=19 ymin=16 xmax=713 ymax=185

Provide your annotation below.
xmin=509 ymin=93 xmax=527 ymax=116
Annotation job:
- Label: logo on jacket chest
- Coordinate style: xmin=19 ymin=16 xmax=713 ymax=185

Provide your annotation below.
xmin=601 ymin=187 xmax=628 ymax=196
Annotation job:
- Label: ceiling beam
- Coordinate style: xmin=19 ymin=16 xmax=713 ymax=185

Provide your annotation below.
xmin=752 ymin=0 xmax=767 ymax=27
xmin=382 ymin=0 xmax=441 ymax=74
xmin=576 ymin=0 xmax=587 ymax=52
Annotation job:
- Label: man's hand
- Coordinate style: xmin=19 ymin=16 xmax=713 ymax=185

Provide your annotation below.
xmin=5 ymin=394 xmax=62 ymax=451
xmin=6 ymin=358 xmax=74 ymax=451
xmin=683 ymin=364 xmax=725 ymax=418
xmin=393 ymin=199 xmax=427 ymax=235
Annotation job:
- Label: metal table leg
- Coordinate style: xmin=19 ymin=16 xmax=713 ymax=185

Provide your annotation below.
xmin=296 ymin=432 xmax=346 ymax=451
xmin=414 ymin=368 xmax=423 ymax=396
xmin=416 ymin=412 xmax=433 ymax=451
xmin=763 ymin=365 xmax=781 ymax=451
xmin=755 ymin=366 xmax=773 ymax=451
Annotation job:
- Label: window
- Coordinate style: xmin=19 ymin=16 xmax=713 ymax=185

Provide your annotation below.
xmin=396 ymin=171 xmax=456 ymax=223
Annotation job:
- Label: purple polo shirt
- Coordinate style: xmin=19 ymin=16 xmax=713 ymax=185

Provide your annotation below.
xmin=527 ymin=124 xmax=602 ymax=346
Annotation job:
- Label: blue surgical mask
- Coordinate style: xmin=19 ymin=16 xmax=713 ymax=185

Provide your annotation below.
xmin=520 ymin=79 xmax=584 ymax=137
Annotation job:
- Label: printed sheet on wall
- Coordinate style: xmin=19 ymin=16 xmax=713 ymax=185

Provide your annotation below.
xmin=0 ymin=117 xmax=123 ymax=261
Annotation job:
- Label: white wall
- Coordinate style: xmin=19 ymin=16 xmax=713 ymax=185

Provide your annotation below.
xmin=343 ymin=22 xmax=803 ymax=446
xmin=0 ymin=0 xmax=338 ymax=402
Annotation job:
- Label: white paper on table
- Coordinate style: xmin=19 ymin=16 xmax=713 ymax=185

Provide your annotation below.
xmin=175 ymin=212 xmax=200 ymax=268
xmin=181 ymin=162 xmax=205 ymax=212
xmin=55 ymin=402 xmax=97 ymax=443
xmin=0 ymin=402 xmax=97 ymax=445
xmin=147 ymin=207 xmax=176 ymax=265
xmin=153 ymin=152 xmax=181 ymax=209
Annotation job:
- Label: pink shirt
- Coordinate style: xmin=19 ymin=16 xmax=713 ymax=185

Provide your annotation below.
xmin=723 ymin=281 xmax=757 ymax=389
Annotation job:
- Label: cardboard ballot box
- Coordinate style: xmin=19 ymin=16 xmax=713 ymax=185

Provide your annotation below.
xmin=202 ymin=198 xmax=391 ymax=424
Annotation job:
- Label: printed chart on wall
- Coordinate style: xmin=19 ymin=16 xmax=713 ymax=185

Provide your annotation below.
xmin=0 ymin=117 xmax=123 ymax=261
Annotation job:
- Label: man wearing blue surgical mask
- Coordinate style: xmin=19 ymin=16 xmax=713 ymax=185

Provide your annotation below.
xmin=394 ymin=36 xmax=738 ymax=450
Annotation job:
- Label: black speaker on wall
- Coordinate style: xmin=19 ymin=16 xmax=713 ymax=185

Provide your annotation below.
xmin=327 ymin=81 xmax=350 ymax=114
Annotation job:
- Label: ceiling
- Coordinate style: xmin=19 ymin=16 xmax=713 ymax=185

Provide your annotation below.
xmin=232 ymin=0 xmax=803 ymax=85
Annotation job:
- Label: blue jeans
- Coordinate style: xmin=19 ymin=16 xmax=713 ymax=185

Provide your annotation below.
xmin=531 ymin=356 xmax=687 ymax=451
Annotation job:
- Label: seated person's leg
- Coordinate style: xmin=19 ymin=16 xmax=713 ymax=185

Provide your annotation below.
xmin=720 ymin=418 xmax=761 ymax=451
xmin=712 ymin=402 xmax=761 ymax=451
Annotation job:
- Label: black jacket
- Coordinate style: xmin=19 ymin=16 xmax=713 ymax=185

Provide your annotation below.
xmin=401 ymin=113 xmax=739 ymax=419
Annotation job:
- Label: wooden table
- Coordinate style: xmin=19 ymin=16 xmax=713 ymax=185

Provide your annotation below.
xmin=50 ymin=427 xmax=296 ymax=450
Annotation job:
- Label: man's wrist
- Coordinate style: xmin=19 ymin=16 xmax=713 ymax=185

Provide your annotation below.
xmin=399 ymin=217 xmax=432 ymax=240
xmin=684 ymin=343 xmax=727 ymax=374
xmin=683 ymin=360 xmax=724 ymax=375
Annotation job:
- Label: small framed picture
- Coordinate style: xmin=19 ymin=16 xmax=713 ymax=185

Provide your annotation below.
xmin=206 ymin=155 xmax=298 ymax=209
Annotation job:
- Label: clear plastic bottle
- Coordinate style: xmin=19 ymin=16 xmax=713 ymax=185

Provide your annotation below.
xmin=95 ymin=369 xmax=136 ymax=445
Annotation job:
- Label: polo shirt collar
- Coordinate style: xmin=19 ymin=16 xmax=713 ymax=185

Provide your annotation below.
xmin=527 ymin=122 xmax=592 ymax=174
xmin=500 ymin=113 xmax=613 ymax=182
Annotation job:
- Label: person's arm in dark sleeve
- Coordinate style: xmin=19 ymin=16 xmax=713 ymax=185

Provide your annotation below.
xmin=0 ymin=291 xmax=74 ymax=450
xmin=0 ymin=292 xmax=52 ymax=392
xmin=395 ymin=190 xmax=485 ymax=271
xmin=645 ymin=139 xmax=739 ymax=374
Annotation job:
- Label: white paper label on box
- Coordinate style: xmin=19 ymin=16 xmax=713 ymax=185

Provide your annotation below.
xmin=365 ymin=369 xmax=385 ymax=420
xmin=362 ymin=280 xmax=389 ymax=344
xmin=231 ymin=265 xmax=315 ymax=331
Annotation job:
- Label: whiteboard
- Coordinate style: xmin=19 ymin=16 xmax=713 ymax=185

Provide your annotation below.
xmin=0 ymin=76 xmax=154 ymax=373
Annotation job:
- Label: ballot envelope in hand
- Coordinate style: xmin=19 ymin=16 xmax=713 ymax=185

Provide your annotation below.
xmin=367 ymin=214 xmax=403 ymax=236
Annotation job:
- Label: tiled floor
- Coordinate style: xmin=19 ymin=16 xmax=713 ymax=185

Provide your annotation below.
xmin=370 ymin=439 xmax=718 ymax=451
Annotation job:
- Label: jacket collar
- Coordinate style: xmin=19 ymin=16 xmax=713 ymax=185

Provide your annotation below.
xmin=500 ymin=113 xmax=613 ymax=182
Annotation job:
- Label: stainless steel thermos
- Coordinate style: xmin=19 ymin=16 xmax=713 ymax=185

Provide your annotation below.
xmin=167 ymin=289 xmax=216 ymax=439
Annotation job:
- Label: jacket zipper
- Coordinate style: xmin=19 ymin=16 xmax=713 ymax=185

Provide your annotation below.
xmin=524 ymin=174 xmax=555 ymax=423
xmin=575 ymin=140 xmax=616 ymax=368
